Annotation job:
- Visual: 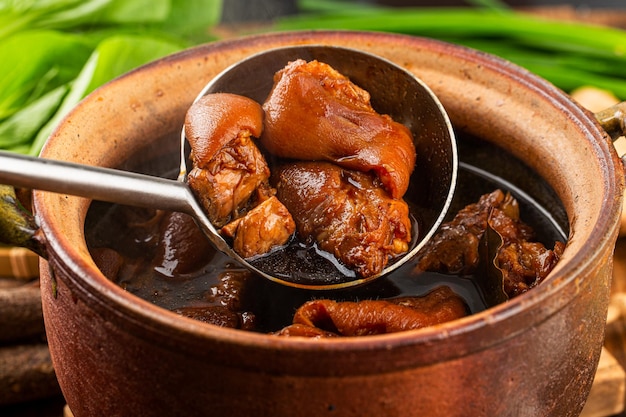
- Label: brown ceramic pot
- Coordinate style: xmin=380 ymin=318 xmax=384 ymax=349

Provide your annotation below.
xmin=31 ymin=31 xmax=624 ymax=416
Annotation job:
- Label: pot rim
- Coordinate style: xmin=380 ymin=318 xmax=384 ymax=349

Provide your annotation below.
xmin=35 ymin=30 xmax=624 ymax=359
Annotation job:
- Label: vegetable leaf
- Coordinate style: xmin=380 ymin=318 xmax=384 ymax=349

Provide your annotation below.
xmin=0 ymin=30 xmax=92 ymax=119
xmin=29 ymin=34 xmax=184 ymax=155
xmin=0 ymin=0 xmax=174 ymax=38
xmin=0 ymin=84 xmax=68 ymax=149
xmin=154 ymin=0 xmax=223 ymax=42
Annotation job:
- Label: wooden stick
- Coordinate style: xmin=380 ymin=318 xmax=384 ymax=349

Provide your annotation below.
xmin=0 ymin=280 xmax=45 ymax=342
xmin=0 ymin=343 xmax=60 ymax=405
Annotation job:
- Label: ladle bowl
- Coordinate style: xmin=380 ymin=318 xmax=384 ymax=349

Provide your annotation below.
xmin=181 ymin=45 xmax=457 ymax=288
xmin=0 ymin=45 xmax=457 ymax=290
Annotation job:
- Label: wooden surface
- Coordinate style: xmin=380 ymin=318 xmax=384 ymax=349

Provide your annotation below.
xmin=581 ymin=347 xmax=626 ymax=417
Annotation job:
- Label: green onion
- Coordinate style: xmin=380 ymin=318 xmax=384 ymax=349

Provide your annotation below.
xmin=276 ymin=5 xmax=626 ymax=99
xmin=278 ymin=8 xmax=626 ymax=60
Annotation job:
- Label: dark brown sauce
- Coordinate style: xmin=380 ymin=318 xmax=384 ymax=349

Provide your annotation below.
xmin=85 ymin=133 xmax=567 ymax=333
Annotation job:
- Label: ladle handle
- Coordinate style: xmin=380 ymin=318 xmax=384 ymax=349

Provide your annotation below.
xmin=0 ymin=150 xmax=195 ymax=214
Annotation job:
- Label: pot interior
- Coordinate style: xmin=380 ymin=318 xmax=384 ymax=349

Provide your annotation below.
xmin=34 ymin=31 xmax=622 ymax=346
xmin=83 ymin=126 xmax=568 ymax=333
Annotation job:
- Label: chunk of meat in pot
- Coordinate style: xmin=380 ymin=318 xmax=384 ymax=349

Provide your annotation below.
xmin=498 ymin=240 xmax=565 ymax=298
xmin=174 ymin=305 xmax=254 ymax=329
xmin=185 ymin=92 xmax=264 ymax=170
xmin=417 ymin=189 xmax=565 ymax=298
xmin=274 ymin=286 xmax=468 ymax=337
xmin=417 ymin=190 xmax=532 ymax=275
xmin=261 ymin=59 xmax=416 ymax=199
xmin=175 ymin=270 xmax=259 ymax=331
xmin=272 ymin=323 xmax=339 ymax=338
xmin=274 ymin=161 xmax=412 ymax=278
xmin=152 ymin=211 xmax=215 ymax=276
xmin=186 ymin=134 xmax=274 ymax=228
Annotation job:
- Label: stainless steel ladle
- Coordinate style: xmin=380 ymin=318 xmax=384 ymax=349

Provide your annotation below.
xmin=0 ymin=45 xmax=457 ymax=290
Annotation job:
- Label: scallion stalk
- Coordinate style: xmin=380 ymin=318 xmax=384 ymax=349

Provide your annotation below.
xmin=275 ymin=5 xmax=626 ymax=99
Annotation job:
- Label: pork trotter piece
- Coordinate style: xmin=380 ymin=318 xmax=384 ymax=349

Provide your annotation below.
xmin=185 ymin=93 xmax=295 ymax=257
xmin=262 ymin=59 xmax=416 ymax=199
xmin=174 ymin=270 xmax=259 ymax=331
xmin=185 ymin=92 xmax=264 ymax=170
xmin=274 ymin=161 xmax=412 ymax=278
xmin=185 ymin=93 xmax=270 ymax=227
xmin=275 ymin=286 xmax=468 ymax=337
xmin=417 ymin=190 xmax=518 ymax=276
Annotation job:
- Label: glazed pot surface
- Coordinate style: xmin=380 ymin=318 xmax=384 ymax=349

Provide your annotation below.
xmin=35 ymin=31 xmax=623 ymax=417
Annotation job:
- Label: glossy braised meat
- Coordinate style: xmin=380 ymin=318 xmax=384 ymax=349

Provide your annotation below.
xmin=186 ymin=134 xmax=273 ymax=227
xmin=175 ymin=270 xmax=259 ymax=330
xmin=275 ymin=286 xmax=468 ymax=337
xmin=417 ymin=189 xmax=565 ymax=298
xmin=417 ymin=190 xmax=515 ymax=275
xmin=91 ymin=209 xmax=177 ymax=282
xmin=274 ymin=161 xmax=412 ymax=278
xmin=185 ymin=92 xmax=264 ymax=170
xmin=185 ymin=92 xmax=270 ymax=227
xmin=220 ymin=196 xmax=295 ymax=258
xmin=184 ymin=93 xmax=295 ymax=258
xmin=153 ymin=211 xmax=215 ymax=276
xmin=498 ymin=240 xmax=564 ymax=297
xmin=174 ymin=305 xmax=253 ymax=329
xmin=261 ymin=59 xmax=416 ymax=199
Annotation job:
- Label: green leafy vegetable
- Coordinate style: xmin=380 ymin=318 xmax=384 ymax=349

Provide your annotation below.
xmin=30 ymin=34 xmax=184 ymax=155
xmin=277 ymin=3 xmax=626 ymax=100
xmin=0 ymin=0 xmax=171 ymax=39
xmin=0 ymin=0 xmax=223 ymax=155
xmin=0 ymin=30 xmax=93 ymax=119
xmin=0 ymin=85 xmax=68 ymax=150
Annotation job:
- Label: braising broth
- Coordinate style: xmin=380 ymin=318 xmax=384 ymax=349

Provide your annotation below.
xmin=85 ymin=133 xmax=567 ymax=335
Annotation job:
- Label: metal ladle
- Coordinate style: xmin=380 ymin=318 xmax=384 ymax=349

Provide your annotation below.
xmin=0 ymin=45 xmax=457 ymax=290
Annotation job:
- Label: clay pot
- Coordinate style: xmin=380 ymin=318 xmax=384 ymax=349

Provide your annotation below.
xmin=30 ymin=31 xmax=623 ymax=416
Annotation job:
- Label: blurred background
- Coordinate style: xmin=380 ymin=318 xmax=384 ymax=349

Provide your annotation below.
xmin=220 ymin=0 xmax=625 ymax=22
xmin=374 ymin=0 xmax=624 ymax=7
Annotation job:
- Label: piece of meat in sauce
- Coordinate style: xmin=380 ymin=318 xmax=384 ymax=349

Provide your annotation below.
xmin=184 ymin=92 xmax=295 ymax=258
xmin=274 ymin=161 xmax=412 ymax=278
xmin=261 ymin=59 xmax=416 ymax=199
xmin=185 ymin=93 xmax=267 ymax=226
xmin=417 ymin=189 xmax=565 ymax=298
xmin=94 ymin=210 xmax=217 ymax=279
xmin=275 ymin=286 xmax=468 ymax=337
xmin=153 ymin=211 xmax=215 ymax=276
xmin=91 ymin=208 xmax=170 ymax=283
xmin=175 ymin=270 xmax=259 ymax=331
xmin=220 ymin=196 xmax=295 ymax=259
